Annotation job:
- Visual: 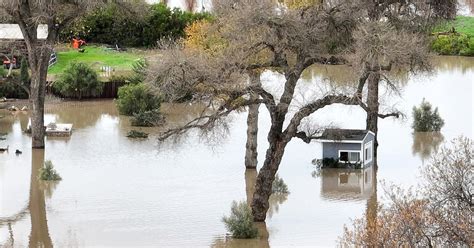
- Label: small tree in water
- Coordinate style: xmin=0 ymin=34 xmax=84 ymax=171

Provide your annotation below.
xmin=222 ymin=201 xmax=258 ymax=239
xmin=412 ymin=99 xmax=445 ymax=132
xmin=39 ymin=160 xmax=62 ymax=181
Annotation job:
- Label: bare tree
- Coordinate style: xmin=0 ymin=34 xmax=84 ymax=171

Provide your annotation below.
xmin=150 ymin=0 xmax=362 ymax=221
xmin=150 ymin=0 xmax=440 ymax=221
xmin=340 ymin=137 xmax=473 ymax=247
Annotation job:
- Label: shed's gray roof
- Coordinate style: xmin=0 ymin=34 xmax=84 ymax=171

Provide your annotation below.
xmin=320 ymin=129 xmax=369 ymax=141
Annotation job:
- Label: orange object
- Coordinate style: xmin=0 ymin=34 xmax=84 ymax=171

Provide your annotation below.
xmin=72 ymin=38 xmax=86 ymax=49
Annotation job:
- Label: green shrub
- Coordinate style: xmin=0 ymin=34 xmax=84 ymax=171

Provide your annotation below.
xmin=431 ymin=34 xmax=473 ymax=56
xmin=412 ymin=99 xmax=445 ymax=132
xmin=53 ymin=62 xmax=102 ymax=99
xmin=116 ymin=83 xmax=161 ymax=116
xmin=222 ymin=201 xmax=258 ymax=239
xmin=128 ymin=59 xmax=148 ymax=85
xmin=61 ymin=3 xmax=212 ymax=47
xmin=131 ymin=109 xmax=165 ymax=127
xmin=39 ymin=160 xmax=62 ymax=181
xmin=459 ymin=38 xmax=474 ymax=56
xmin=272 ymin=174 xmax=289 ymax=194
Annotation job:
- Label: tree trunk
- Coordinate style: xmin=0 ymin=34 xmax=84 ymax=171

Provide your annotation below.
xmin=366 ymin=72 xmax=380 ymax=157
xmin=251 ymin=139 xmax=287 ymax=222
xmin=30 ymin=61 xmax=49 ymax=149
xmin=245 ymin=168 xmax=258 ymax=207
xmin=245 ymin=72 xmax=261 ymax=169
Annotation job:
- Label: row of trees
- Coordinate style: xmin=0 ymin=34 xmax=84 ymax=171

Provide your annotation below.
xmin=61 ymin=2 xmax=211 ymax=47
xmin=149 ymin=0 xmax=454 ymax=222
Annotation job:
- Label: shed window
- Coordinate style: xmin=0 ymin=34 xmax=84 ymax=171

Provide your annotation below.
xmin=339 ymin=151 xmax=360 ymax=162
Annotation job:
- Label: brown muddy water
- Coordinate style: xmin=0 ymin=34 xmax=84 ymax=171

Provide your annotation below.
xmin=0 ymin=56 xmax=473 ymax=247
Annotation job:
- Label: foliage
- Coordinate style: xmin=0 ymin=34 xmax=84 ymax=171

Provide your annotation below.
xmin=432 ymin=16 xmax=474 ymax=56
xmin=126 ymin=130 xmax=149 ymax=139
xmin=412 ymin=99 xmax=445 ymax=132
xmin=321 ymin=157 xmax=338 ymax=168
xmin=61 ymin=3 xmax=212 ymax=47
xmin=128 ymin=59 xmax=148 ymax=85
xmin=53 ymin=62 xmax=102 ymax=99
xmin=48 ymin=45 xmax=142 ymax=75
xmin=272 ymin=174 xmax=290 ymax=194
xmin=39 ymin=160 xmax=62 ymax=181
xmin=116 ymin=83 xmax=161 ymax=116
xmin=431 ymin=33 xmax=474 ymax=56
xmin=340 ymin=137 xmax=473 ymax=247
xmin=184 ymin=19 xmax=226 ymax=54
xmin=222 ymin=201 xmax=258 ymax=239
xmin=131 ymin=109 xmax=165 ymax=127
xmin=277 ymin=0 xmax=323 ymax=9
xmin=0 ymin=70 xmax=28 ymax=99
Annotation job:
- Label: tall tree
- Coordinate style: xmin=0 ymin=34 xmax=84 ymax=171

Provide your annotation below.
xmin=150 ymin=0 xmax=435 ymax=221
xmin=151 ymin=0 xmax=362 ymax=221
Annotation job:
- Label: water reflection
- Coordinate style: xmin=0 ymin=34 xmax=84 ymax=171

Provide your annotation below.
xmin=29 ymin=150 xmax=54 ymax=248
xmin=46 ymin=101 xmax=118 ymax=129
xmin=0 ymin=111 xmax=29 ymax=134
xmin=319 ymin=166 xmax=375 ymax=202
xmin=211 ymin=223 xmax=270 ymax=248
xmin=412 ymin=132 xmax=444 ymax=162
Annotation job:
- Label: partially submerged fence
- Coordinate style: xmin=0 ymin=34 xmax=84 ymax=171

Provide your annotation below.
xmin=46 ymin=80 xmax=125 ymax=99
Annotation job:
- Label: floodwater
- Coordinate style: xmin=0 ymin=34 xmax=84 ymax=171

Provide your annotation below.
xmin=0 ymin=56 xmax=473 ymax=247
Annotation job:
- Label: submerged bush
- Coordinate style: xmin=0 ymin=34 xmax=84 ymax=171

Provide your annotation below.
xmin=39 ymin=160 xmax=62 ymax=181
xmin=222 ymin=201 xmax=258 ymax=239
xmin=116 ymin=83 xmax=162 ymax=116
xmin=126 ymin=130 xmax=149 ymax=139
xmin=131 ymin=109 xmax=165 ymax=127
xmin=54 ymin=62 xmax=102 ymax=99
xmin=272 ymin=174 xmax=289 ymax=194
xmin=412 ymin=99 xmax=445 ymax=132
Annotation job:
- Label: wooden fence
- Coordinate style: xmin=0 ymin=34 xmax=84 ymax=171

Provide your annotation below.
xmin=46 ymin=80 xmax=126 ymax=99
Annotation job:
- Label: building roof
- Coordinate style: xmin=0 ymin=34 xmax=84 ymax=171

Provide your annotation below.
xmin=0 ymin=24 xmax=48 ymax=40
xmin=319 ymin=129 xmax=371 ymax=142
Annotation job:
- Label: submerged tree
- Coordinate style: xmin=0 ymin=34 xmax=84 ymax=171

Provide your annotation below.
xmin=150 ymin=0 xmax=363 ymax=221
xmin=149 ymin=0 xmax=442 ymax=221
xmin=412 ymin=99 xmax=445 ymax=132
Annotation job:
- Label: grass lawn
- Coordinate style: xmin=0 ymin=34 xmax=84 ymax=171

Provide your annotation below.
xmin=48 ymin=45 xmax=144 ymax=76
xmin=434 ymin=16 xmax=474 ymax=37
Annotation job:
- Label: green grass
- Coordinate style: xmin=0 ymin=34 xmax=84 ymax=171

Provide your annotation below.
xmin=48 ymin=45 xmax=143 ymax=75
xmin=434 ymin=16 xmax=474 ymax=37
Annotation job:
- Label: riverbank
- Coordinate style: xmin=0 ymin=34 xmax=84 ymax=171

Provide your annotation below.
xmin=432 ymin=16 xmax=474 ymax=56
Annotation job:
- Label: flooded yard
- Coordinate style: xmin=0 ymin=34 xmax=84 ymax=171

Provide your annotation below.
xmin=0 ymin=56 xmax=472 ymax=247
